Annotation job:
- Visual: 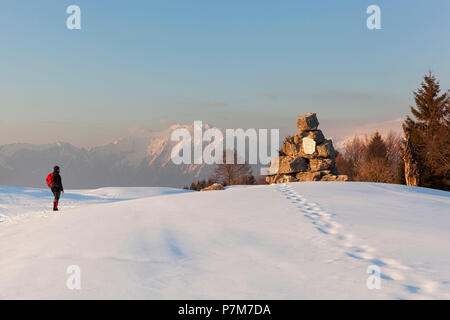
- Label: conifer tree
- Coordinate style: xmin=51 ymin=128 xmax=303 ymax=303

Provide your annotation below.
xmin=402 ymin=72 xmax=449 ymax=190
xmin=366 ymin=131 xmax=387 ymax=160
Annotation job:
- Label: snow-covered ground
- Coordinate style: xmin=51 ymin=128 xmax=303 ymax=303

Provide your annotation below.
xmin=0 ymin=182 xmax=449 ymax=299
xmin=0 ymin=186 xmax=188 ymax=224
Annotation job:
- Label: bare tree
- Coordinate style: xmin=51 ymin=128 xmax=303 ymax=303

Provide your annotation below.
xmin=343 ymin=136 xmax=367 ymax=169
xmin=336 ymin=132 xmax=404 ymax=184
xmin=335 ymin=136 xmax=366 ymax=179
xmin=213 ymin=150 xmax=254 ymax=186
xmin=384 ymin=132 xmax=404 ymax=182
xmin=357 ymin=158 xmax=395 ymax=183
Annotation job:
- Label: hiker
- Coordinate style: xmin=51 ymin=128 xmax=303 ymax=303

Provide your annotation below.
xmin=46 ymin=165 xmax=64 ymax=211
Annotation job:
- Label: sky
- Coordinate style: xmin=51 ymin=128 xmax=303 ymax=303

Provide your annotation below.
xmin=0 ymin=0 xmax=449 ymax=147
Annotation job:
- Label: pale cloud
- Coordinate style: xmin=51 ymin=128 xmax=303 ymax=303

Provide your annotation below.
xmin=262 ymin=93 xmax=278 ymax=100
xmin=204 ymin=100 xmax=228 ymax=107
xmin=325 ymin=117 xmax=405 ymax=150
xmin=39 ymin=120 xmax=73 ymax=125
xmin=311 ymin=91 xmax=399 ymax=103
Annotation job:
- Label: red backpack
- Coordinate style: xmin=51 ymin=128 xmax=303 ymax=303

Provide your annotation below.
xmin=46 ymin=173 xmax=54 ymax=188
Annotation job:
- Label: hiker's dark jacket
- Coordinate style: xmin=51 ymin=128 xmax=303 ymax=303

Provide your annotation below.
xmin=52 ymin=172 xmax=64 ymax=192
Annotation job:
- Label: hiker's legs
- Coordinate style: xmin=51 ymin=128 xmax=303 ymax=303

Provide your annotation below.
xmin=52 ymin=188 xmax=61 ymax=211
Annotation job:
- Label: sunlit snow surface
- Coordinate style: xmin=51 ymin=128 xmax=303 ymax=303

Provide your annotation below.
xmin=0 ymin=182 xmax=449 ymax=299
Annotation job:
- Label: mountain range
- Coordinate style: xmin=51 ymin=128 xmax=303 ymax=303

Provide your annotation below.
xmin=0 ymin=124 xmax=215 ymax=188
xmin=0 ymin=118 xmax=403 ymax=189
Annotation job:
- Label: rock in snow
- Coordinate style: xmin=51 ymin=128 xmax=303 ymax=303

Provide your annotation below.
xmin=200 ymin=183 xmax=224 ymax=191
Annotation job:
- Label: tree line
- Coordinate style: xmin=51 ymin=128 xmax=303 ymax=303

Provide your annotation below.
xmin=336 ymin=72 xmax=449 ymax=191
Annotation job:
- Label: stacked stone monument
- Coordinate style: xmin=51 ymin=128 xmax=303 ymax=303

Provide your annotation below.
xmin=266 ymin=113 xmax=348 ymax=184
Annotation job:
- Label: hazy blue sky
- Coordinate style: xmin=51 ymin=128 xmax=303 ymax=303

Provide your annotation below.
xmin=1 ymin=0 xmax=449 ymax=147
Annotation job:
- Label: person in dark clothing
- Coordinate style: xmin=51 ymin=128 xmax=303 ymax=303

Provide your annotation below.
xmin=51 ymin=165 xmax=64 ymax=211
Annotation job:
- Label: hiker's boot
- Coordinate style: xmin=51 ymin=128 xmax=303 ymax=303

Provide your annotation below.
xmin=53 ymin=201 xmax=59 ymax=211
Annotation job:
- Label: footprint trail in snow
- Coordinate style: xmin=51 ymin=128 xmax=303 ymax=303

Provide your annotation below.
xmin=277 ymin=183 xmax=448 ymax=299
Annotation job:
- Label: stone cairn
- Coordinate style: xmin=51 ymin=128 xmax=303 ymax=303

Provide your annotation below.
xmin=266 ymin=113 xmax=348 ymax=184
